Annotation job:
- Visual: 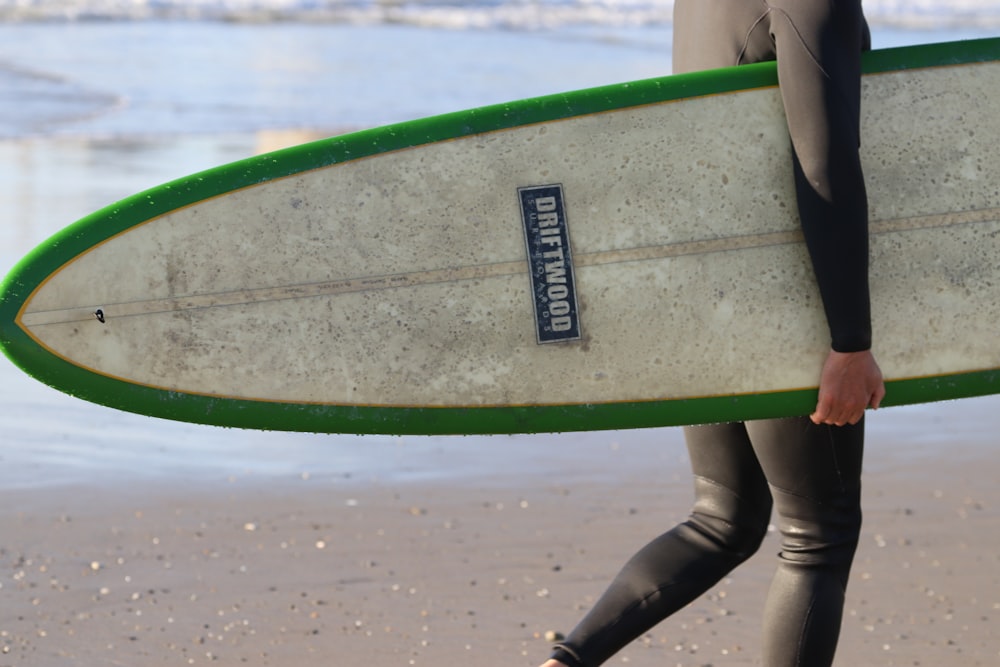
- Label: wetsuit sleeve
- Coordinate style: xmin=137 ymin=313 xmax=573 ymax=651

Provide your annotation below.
xmin=772 ymin=4 xmax=873 ymax=352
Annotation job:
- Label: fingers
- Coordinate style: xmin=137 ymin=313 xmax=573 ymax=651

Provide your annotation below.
xmin=809 ymin=391 xmax=832 ymax=425
xmin=870 ymin=381 xmax=886 ymax=410
xmin=810 ymin=390 xmax=875 ymax=426
xmin=810 ymin=395 xmax=865 ymax=426
xmin=810 ymin=349 xmax=885 ymax=426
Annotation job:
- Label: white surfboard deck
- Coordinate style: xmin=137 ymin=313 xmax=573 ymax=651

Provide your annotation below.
xmin=3 ymin=39 xmax=1000 ymax=434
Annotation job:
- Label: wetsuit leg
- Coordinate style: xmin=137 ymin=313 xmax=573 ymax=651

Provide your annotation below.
xmin=551 ymin=418 xmax=863 ymax=667
xmin=746 ymin=417 xmax=864 ymax=667
xmin=551 ymin=423 xmax=773 ymax=667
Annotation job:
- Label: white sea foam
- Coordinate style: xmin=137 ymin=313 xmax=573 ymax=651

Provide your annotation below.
xmin=2 ymin=0 xmax=1000 ymax=28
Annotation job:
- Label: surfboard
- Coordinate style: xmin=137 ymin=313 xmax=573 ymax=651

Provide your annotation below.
xmin=2 ymin=38 xmax=1000 ymax=435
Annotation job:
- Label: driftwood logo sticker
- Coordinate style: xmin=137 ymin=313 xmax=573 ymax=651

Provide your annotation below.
xmin=519 ymin=184 xmax=581 ymax=344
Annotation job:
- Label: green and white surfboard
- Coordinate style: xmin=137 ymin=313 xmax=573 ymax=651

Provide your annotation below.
xmin=2 ymin=38 xmax=1000 ymax=435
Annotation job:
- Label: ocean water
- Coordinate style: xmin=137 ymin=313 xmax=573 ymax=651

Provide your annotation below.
xmin=1 ymin=3 xmax=998 ymax=489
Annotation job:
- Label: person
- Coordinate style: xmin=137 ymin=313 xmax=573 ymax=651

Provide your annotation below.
xmin=539 ymin=1 xmax=886 ymax=666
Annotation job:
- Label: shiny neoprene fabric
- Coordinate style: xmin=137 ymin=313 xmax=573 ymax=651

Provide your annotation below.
xmin=550 ymin=2 xmax=871 ymax=666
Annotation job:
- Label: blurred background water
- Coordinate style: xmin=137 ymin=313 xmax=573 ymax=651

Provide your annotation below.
xmin=1 ymin=0 xmax=998 ymax=489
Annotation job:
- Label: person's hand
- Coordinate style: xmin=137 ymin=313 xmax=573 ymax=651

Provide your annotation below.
xmin=810 ymin=349 xmax=885 ymax=426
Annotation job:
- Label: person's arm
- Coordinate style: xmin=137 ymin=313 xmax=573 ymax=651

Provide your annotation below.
xmin=773 ymin=7 xmax=884 ymax=423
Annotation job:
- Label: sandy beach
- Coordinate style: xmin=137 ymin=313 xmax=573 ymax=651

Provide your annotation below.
xmin=2 ymin=405 xmax=999 ymax=667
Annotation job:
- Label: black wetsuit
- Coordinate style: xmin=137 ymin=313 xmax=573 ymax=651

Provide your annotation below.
xmin=551 ymin=2 xmax=872 ymax=666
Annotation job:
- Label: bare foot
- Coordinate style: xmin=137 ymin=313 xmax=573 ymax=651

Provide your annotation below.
xmin=539 ymin=660 xmax=567 ymax=667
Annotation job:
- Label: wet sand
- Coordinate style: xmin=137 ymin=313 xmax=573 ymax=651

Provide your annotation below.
xmin=2 ymin=418 xmax=999 ymax=667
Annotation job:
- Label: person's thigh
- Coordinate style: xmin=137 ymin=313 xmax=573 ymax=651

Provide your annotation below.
xmin=683 ymin=421 xmax=772 ymax=526
xmin=745 ymin=416 xmax=864 ymax=504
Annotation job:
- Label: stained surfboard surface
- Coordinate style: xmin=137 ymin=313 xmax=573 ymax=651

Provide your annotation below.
xmin=2 ymin=38 xmax=1000 ymax=435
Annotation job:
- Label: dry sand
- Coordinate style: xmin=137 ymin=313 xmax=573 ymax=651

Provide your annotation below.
xmin=2 ymin=417 xmax=998 ymax=667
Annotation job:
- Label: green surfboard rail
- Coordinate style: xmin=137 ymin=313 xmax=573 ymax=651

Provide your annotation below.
xmin=2 ymin=37 xmax=1000 ymax=435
